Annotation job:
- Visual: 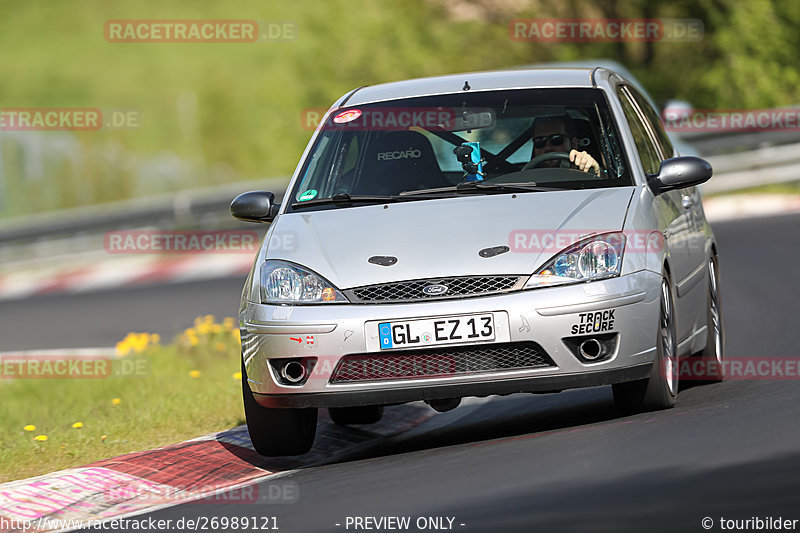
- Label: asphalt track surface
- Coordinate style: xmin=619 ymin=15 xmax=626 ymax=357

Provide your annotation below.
xmin=0 ymin=278 xmax=247 ymax=351
xmin=4 ymin=212 xmax=799 ymax=532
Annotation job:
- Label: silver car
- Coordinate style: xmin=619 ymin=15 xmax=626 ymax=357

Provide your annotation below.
xmin=232 ymin=67 xmax=724 ymax=456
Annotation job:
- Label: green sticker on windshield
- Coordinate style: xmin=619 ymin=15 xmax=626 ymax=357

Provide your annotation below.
xmin=299 ymin=189 xmax=318 ymax=201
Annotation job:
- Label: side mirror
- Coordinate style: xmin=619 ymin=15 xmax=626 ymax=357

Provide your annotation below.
xmin=230 ymin=191 xmax=280 ymax=222
xmin=648 ymin=156 xmax=712 ymax=194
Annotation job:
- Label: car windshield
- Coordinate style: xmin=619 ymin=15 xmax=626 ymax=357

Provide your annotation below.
xmin=288 ymin=88 xmax=631 ymax=211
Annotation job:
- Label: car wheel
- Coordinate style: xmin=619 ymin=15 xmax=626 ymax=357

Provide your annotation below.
xmin=241 ymin=361 xmax=317 ymax=456
xmin=329 ymin=406 xmax=384 ymax=425
xmin=692 ymin=254 xmax=725 ymax=383
xmin=613 ymin=275 xmax=678 ymax=415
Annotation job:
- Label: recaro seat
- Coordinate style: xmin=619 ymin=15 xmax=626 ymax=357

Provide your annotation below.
xmin=353 ymin=130 xmax=451 ymax=196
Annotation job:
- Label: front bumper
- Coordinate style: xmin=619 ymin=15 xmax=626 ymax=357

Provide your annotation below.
xmin=241 ymin=270 xmax=661 ymax=408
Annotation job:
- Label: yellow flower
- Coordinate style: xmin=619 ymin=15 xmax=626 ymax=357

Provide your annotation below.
xmin=222 ymin=317 xmax=236 ymax=330
xmin=111 ymin=398 xmax=122 ymax=406
xmin=117 ymin=332 xmax=157 ymax=355
xmin=194 ymin=314 xmax=215 ymax=328
xmin=189 ymin=370 xmax=201 ymax=379
xmin=188 ymin=336 xmax=199 ymax=347
xmin=23 ymin=424 xmax=36 ymax=432
xmin=34 ymin=435 xmax=48 ymax=442
xmin=232 ymin=371 xmax=242 ymax=380
xmin=101 ymin=435 xmax=108 ymax=441
xmin=115 ymin=340 xmax=131 ymax=356
xmin=132 ymin=333 xmax=149 ymax=353
xmin=72 ymin=422 xmax=83 ymax=429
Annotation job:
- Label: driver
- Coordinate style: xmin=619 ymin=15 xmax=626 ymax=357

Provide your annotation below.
xmin=532 ymin=115 xmax=600 ymax=176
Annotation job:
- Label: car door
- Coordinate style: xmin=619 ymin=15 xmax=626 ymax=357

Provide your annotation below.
xmin=616 ymin=85 xmax=697 ymax=346
xmin=625 ymin=86 xmax=707 ymax=269
xmin=624 ymin=86 xmax=709 ymax=342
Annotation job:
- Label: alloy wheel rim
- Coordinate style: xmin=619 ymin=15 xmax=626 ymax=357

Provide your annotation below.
xmin=661 ymin=279 xmax=678 ymax=395
xmin=709 ymin=260 xmax=723 ymax=365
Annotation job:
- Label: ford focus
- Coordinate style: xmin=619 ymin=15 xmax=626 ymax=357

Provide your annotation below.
xmin=231 ymin=67 xmax=724 ymax=456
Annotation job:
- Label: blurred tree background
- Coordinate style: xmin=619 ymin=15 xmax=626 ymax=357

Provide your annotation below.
xmin=0 ymin=0 xmax=797 ymax=217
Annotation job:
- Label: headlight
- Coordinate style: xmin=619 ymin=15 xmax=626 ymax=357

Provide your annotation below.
xmin=524 ymin=232 xmax=626 ymax=289
xmin=260 ymin=260 xmax=348 ymax=304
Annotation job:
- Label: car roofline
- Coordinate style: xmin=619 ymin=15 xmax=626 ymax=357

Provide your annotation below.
xmin=340 ymin=67 xmax=612 ymax=107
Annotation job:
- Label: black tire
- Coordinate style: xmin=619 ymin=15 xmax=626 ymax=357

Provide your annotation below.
xmin=328 ymin=406 xmax=384 ymax=425
xmin=241 ymin=361 xmax=317 ymax=456
xmin=692 ymin=254 xmax=725 ymax=383
xmin=613 ymin=275 xmax=679 ymax=415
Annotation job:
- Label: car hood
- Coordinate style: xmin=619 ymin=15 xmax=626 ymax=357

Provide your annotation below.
xmin=267 ymin=187 xmax=635 ymax=289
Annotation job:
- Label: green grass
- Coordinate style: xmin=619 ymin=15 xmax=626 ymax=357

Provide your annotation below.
xmin=3 ymin=1 xmax=800 ymax=218
xmin=0 ymin=320 xmax=245 ymax=483
xmin=0 ymin=0 xmax=533 ymax=217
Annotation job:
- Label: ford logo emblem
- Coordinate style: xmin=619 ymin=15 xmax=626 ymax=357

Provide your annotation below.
xmin=422 ymin=284 xmax=448 ymax=295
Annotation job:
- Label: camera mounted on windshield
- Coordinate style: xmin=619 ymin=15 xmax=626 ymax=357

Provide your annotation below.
xmin=453 ymin=143 xmax=485 ymax=181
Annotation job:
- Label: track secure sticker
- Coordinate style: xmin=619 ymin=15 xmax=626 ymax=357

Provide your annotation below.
xmin=299 ymin=189 xmax=318 ymax=201
xmin=571 ymin=310 xmax=615 ymax=334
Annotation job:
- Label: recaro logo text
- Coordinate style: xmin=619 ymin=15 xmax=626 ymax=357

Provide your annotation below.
xmin=377 ymin=150 xmax=421 ymax=161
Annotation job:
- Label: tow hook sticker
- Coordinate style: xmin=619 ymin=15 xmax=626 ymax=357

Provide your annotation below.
xmin=571 ymin=310 xmax=615 ymax=334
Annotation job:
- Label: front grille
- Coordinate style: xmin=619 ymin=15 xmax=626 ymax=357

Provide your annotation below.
xmin=346 ymin=275 xmax=524 ymax=303
xmin=330 ymin=342 xmax=554 ymax=383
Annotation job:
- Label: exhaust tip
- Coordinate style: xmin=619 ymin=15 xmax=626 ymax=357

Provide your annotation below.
xmin=280 ymin=360 xmax=307 ymax=384
xmin=579 ymin=339 xmax=603 ymax=360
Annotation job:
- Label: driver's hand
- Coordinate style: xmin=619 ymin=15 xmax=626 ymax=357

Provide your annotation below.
xmin=569 ymin=150 xmax=600 ymax=176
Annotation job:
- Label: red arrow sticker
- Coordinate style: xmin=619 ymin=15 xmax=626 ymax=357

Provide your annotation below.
xmin=290 ymin=337 xmax=302 ymax=343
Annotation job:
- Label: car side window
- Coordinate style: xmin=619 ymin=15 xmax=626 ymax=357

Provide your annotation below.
xmin=626 ymin=86 xmax=675 ymax=159
xmin=617 ymin=87 xmax=661 ymax=175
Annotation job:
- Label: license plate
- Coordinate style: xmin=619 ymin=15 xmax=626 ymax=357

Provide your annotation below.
xmin=378 ymin=314 xmax=495 ymax=350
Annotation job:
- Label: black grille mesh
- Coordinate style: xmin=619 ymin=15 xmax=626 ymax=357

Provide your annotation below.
xmin=330 ymin=342 xmax=554 ymax=383
xmin=347 ymin=275 xmax=523 ymax=303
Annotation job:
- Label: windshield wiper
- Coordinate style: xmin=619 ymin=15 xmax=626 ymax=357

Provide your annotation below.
xmin=291 ymin=193 xmax=401 ymax=209
xmin=290 ymin=192 xmax=452 ymax=209
xmin=400 ymin=182 xmax=564 ymax=196
xmin=292 ymin=184 xmax=564 ymax=208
